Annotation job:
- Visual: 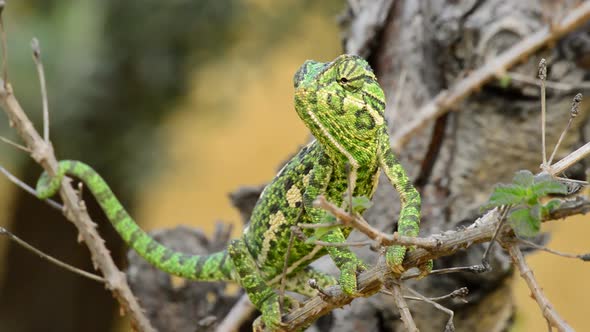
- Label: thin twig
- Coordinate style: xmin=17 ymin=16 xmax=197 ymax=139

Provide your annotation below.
xmin=31 ymin=38 xmax=49 ymax=142
xmin=279 ymin=228 xmax=297 ymax=308
xmin=0 ymin=135 xmax=31 ymax=152
xmin=0 ymin=165 xmax=62 ymax=210
xmin=505 ymin=72 xmax=590 ymax=92
xmin=518 ymin=238 xmax=590 ymax=261
xmin=0 ymin=0 xmax=6 ymax=87
xmin=539 ymin=59 xmax=548 ymax=167
xmin=0 ymin=227 xmax=105 ymax=283
xmin=482 ymin=205 xmax=510 ymax=270
xmin=297 ymin=221 xmax=342 ymax=229
xmin=391 ymin=2 xmax=590 ymax=151
xmin=314 ymin=196 xmax=440 ymax=249
xmin=548 ymin=93 xmax=583 ymax=165
xmin=506 ymin=243 xmax=574 ymax=332
xmin=402 ymin=265 xmax=487 ymax=280
xmin=405 ymin=286 xmax=455 ymax=331
xmin=312 ymin=240 xmax=374 ymax=248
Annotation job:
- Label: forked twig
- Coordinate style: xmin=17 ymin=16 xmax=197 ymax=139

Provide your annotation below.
xmin=405 ymin=286 xmax=456 ymax=331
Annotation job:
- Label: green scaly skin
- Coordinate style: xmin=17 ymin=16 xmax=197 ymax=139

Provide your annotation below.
xmin=36 ymin=54 xmax=428 ymax=330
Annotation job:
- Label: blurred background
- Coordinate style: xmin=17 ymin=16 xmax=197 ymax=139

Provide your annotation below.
xmin=0 ymin=1 xmax=588 ymax=331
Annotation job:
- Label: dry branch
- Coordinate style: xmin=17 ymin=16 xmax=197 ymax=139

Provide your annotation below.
xmin=278 ymin=198 xmax=590 ymax=330
xmin=0 ymin=81 xmax=155 ymax=332
xmin=506 ymin=243 xmax=574 ymax=332
xmin=391 ymin=1 xmax=590 ymax=151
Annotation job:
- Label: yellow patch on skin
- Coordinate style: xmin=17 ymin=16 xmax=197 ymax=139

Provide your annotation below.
xmin=286 ymin=185 xmax=302 ymax=208
xmin=259 ymin=211 xmax=287 ymax=263
xmin=302 ymin=173 xmax=311 ymax=187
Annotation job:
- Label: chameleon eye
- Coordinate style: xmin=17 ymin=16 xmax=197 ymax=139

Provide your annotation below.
xmin=339 ymin=77 xmax=349 ymax=84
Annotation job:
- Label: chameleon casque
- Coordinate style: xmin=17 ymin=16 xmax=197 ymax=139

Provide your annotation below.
xmin=36 ymin=54 xmax=424 ymax=330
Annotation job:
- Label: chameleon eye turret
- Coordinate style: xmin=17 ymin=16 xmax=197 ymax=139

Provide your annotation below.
xmin=37 ymin=54 xmax=426 ymax=330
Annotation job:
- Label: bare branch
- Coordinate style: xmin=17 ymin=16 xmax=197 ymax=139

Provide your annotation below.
xmin=386 ymin=279 xmax=418 ymax=332
xmin=313 ymin=196 xmax=441 ymax=249
xmin=506 ymin=72 xmax=590 ymax=92
xmin=392 ymin=2 xmax=590 ymax=151
xmin=405 ymin=286 xmax=455 ymax=331
xmin=279 ymin=198 xmax=589 ymax=330
xmin=0 ymin=164 xmax=62 ymax=210
xmin=31 ymin=38 xmax=50 ymax=142
xmin=506 ymin=243 xmax=574 ymax=332
xmin=539 ymin=59 xmax=548 ymax=167
xmin=0 ymin=227 xmax=105 ymax=283
xmin=519 ymin=237 xmax=590 ymax=261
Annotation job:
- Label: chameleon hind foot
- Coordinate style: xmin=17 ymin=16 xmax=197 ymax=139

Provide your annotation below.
xmin=386 ymin=245 xmax=433 ymax=277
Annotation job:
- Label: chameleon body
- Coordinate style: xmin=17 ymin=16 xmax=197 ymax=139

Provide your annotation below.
xmin=36 ymin=55 xmax=423 ymax=330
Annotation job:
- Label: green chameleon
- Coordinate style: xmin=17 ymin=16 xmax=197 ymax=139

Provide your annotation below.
xmin=36 ymin=54 xmax=426 ymax=330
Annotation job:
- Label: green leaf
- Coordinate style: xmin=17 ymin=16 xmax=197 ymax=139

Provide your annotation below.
xmin=351 ymin=195 xmax=373 ymax=212
xmin=531 ymin=177 xmax=568 ymax=196
xmin=498 ymin=75 xmax=512 ymax=88
xmin=508 ymin=206 xmax=541 ymax=237
xmin=513 ymin=170 xmax=534 ymax=187
xmin=483 ymin=184 xmax=528 ymax=209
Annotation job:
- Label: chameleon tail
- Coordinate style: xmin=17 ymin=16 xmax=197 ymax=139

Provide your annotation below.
xmin=36 ymin=160 xmax=234 ymax=281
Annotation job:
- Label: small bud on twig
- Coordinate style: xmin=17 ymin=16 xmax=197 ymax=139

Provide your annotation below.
xmin=538 ymin=58 xmax=547 ymax=80
xmin=570 ymin=93 xmax=583 ymax=118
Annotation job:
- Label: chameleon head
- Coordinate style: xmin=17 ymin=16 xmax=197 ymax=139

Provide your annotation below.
xmin=293 ymin=54 xmax=386 ymax=161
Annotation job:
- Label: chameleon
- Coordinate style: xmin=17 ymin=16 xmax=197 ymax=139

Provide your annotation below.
xmin=36 ymin=54 xmax=425 ymax=330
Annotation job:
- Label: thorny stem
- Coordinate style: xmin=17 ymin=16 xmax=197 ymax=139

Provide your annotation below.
xmin=0 ymin=227 xmax=105 ymax=283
